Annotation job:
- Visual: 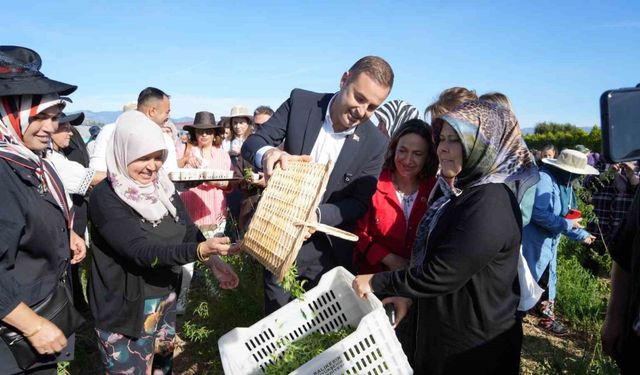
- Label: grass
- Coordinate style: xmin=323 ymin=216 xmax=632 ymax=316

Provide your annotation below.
xmin=173 ymin=253 xmax=264 ymax=374
xmin=525 ymin=222 xmax=619 ymax=375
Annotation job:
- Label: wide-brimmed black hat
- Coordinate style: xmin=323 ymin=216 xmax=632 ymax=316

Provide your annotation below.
xmin=0 ymin=46 xmax=77 ymax=97
xmin=59 ymin=111 xmax=85 ymax=126
xmin=183 ymin=111 xmax=221 ymax=130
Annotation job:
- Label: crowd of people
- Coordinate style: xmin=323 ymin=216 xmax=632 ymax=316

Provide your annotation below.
xmin=1 ymin=45 xmax=639 ymax=375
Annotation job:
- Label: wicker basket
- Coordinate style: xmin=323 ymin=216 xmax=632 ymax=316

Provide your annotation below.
xmin=241 ymin=160 xmax=357 ymax=281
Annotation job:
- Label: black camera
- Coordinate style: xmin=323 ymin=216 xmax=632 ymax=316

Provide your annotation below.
xmin=600 ymin=84 xmax=640 ymax=162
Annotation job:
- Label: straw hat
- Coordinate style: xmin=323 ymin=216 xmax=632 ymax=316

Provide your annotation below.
xmin=542 ymin=149 xmax=599 ymax=175
xmin=223 ymin=105 xmax=253 ymax=124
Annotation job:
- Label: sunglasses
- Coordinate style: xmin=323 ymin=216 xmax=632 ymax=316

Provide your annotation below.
xmin=195 ymin=128 xmax=223 ymax=135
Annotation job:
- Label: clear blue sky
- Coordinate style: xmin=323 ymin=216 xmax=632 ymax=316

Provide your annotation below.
xmin=6 ymin=0 xmax=640 ymax=128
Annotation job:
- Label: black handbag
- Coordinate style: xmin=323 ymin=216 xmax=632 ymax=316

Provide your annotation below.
xmin=0 ymin=279 xmax=85 ymax=370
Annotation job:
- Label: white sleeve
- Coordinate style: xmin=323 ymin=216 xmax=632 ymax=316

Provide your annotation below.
xmin=89 ymin=124 xmax=114 ymax=172
xmin=86 ymin=140 xmax=96 ymax=156
xmin=47 ymin=152 xmax=96 ymax=196
xmin=162 ymin=133 xmax=179 ymax=172
xmin=255 ymin=146 xmax=275 ymax=170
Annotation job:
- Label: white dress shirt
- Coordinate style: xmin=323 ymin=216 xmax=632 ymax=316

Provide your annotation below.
xmin=89 ymin=122 xmax=115 ymax=172
xmin=255 ymin=94 xmax=355 ymax=167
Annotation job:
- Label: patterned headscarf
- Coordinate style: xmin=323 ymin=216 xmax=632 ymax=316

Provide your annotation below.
xmin=411 ymin=101 xmax=536 ymax=265
xmin=0 ymin=94 xmax=70 ymax=218
xmin=374 ymin=100 xmax=419 ymax=137
xmin=107 ymin=110 xmax=177 ymax=223
xmin=435 ymin=100 xmax=537 ymax=190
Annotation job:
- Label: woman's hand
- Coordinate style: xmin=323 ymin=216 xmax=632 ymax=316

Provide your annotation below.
xmin=69 ymin=231 xmax=86 ymax=264
xmin=583 ymin=234 xmax=596 ymax=245
xmin=207 ymin=256 xmax=239 ymax=289
xmin=381 ymin=253 xmax=408 ymax=271
xmin=251 ymin=173 xmax=267 ymax=188
xmin=200 ymin=237 xmax=241 ymax=258
xmin=186 ymin=156 xmax=202 ymax=168
xmin=570 ymin=218 xmax=584 ymax=230
xmin=352 ymin=274 xmax=374 ymax=299
xmin=26 ymin=318 xmax=68 ymax=355
xmin=381 ymin=296 xmax=412 ymax=328
xmin=206 ymin=180 xmax=229 ymax=189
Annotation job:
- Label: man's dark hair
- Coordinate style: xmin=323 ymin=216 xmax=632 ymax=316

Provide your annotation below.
xmin=254 ymin=105 xmax=274 ymax=117
xmin=137 ymin=87 xmax=169 ymax=108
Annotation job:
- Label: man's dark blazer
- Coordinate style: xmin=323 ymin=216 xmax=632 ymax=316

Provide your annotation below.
xmin=242 ymin=89 xmax=388 ymax=282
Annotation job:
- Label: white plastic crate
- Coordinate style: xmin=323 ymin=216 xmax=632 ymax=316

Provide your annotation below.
xmin=218 ymin=266 xmax=413 ymax=375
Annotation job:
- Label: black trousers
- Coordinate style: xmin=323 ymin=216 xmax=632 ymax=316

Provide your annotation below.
xmin=425 ymin=321 xmax=523 ymax=375
xmin=617 ymin=332 xmax=640 ymax=374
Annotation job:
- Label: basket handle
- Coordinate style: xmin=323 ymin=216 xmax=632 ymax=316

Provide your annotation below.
xmin=295 ymin=222 xmax=359 ymax=242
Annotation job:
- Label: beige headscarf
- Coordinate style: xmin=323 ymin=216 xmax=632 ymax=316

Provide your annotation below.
xmin=107 ymin=110 xmax=177 ymax=222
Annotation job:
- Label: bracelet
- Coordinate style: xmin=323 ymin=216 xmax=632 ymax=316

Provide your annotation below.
xmin=197 ymin=242 xmax=210 ymax=263
xmin=23 ymin=319 xmax=44 ymax=338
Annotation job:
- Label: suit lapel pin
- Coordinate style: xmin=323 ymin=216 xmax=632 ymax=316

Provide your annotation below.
xmin=352 ymin=134 xmax=360 ymax=142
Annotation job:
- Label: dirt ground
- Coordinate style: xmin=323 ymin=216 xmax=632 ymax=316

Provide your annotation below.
xmin=520 ymin=315 xmax=586 ymax=374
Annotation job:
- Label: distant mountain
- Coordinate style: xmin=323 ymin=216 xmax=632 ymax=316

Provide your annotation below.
xmin=80 ymin=110 xmax=121 ymax=125
xmin=173 ymin=116 xmax=193 ymax=123
xmin=76 ymin=110 xmax=193 ymax=126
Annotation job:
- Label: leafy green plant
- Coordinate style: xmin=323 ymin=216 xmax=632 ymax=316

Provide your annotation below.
xmin=280 ymin=263 xmax=307 ymax=300
xmin=556 ymin=256 xmax=608 ymax=329
xmin=557 ymin=178 xmax=613 ymax=277
xmin=182 ymin=320 xmax=213 ymax=343
xmin=264 ymin=328 xmax=354 ymax=374
xmin=57 ymin=361 xmax=71 ymax=375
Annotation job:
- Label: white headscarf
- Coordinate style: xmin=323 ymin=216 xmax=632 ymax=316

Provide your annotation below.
xmin=107 ymin=110 xmax=177 ymax=222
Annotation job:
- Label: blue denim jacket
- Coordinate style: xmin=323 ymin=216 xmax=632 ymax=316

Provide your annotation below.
xmin=522 ymin=169 xmax=589 ymax=300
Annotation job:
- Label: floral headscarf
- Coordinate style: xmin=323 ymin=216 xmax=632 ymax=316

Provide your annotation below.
xmin=0 ymin=94 xmax=70 ymax=218
xmin=107 ymin=110 xmax=177 ymax=223
xmin=411 ymin=101 xmax=537 ymax=265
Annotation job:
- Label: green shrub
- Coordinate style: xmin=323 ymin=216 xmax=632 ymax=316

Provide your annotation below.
xmin=556 ymin=256 xmax=608 ymax=329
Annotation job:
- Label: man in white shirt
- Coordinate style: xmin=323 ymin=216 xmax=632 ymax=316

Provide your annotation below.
xmin=89 ymin=102 xmax=137 ymax=172
xmin=136 ymin=87 xmax=178 ymax=172
xmin=89 ymin=89 xmax=179 ymax=173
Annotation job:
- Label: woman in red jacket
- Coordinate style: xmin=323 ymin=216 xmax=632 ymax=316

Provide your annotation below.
xmin=353 ymin=119 xmax=438 ymax=274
